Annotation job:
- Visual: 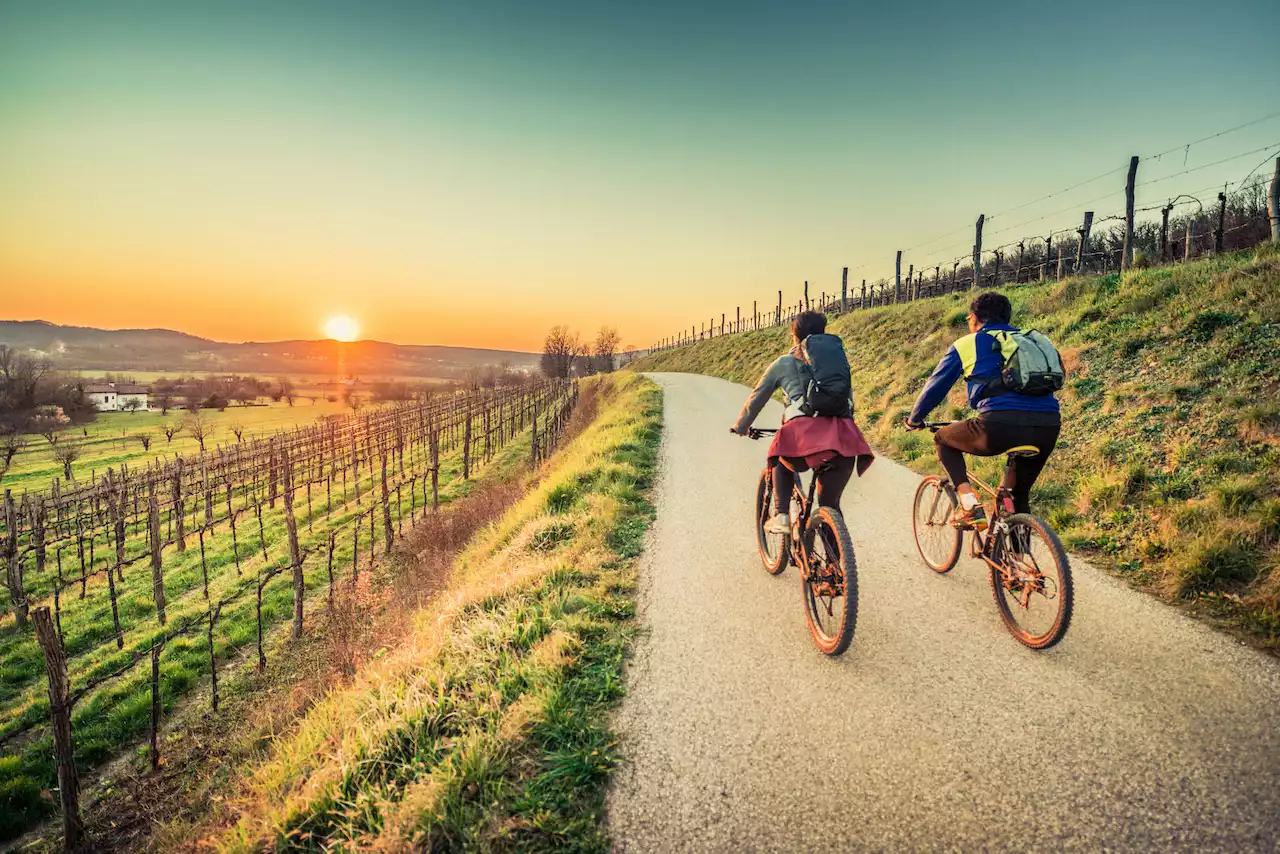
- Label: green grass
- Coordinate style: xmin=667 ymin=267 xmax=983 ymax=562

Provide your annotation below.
xmin=632 ymin=245 xmax=1280 ymax=647
xmin=216 ymin=373 xmax=660 ymax=852
xmin=2 ymin=399 xmax=353 ymax=494
xmin=0 ymin=403 xmax=551 ymax=842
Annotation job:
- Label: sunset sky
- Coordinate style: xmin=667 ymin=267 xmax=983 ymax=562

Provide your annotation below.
xmin=1 ymin=0 xmax=1276 ymax=352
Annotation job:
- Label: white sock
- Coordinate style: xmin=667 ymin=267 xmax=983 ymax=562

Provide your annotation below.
xmin=959 ymin=492 xmax=979 ymax=510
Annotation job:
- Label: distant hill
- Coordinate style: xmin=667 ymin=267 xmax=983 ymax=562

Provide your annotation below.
xmin=0 ymin=320 xmax=540 ymax=380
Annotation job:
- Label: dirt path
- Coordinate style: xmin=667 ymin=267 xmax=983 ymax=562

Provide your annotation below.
xmin=607 ymin=372 xmax=1280 ymax=852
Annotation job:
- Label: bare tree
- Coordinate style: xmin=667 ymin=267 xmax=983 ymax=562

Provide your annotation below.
xmin=0 ymin=345 xmax=52 ymax=411
xmin=277 ymin=377 xmax=296 ymax=407
xmin=593 ymin=325 xmax=621 ymax=374
xmin=182 ymin=411 xmax=213 ymax=452
xmin=136 ymin=433 xmax=152 ymax=452
xmin=183 ymin=391 xmax=204 ymax=413
xmin=541 ymin=325 xmax=580 ymax=380
xmin=120 ymin=398 xmax=143 ymax=414
xmin=230 ymin=422 xmax=245 ymax=442
xmin=154 ymin=391 xmax=173 ymax=415
xmin=51 ymin=440 xmax=83 ymax=480
xmin=163 ymin=422 xmax=183 ymax=443
xmin=345 ymin=393 xmax=363 ymax=414
xmin=0 ymin=433 xmax=25 ymax=483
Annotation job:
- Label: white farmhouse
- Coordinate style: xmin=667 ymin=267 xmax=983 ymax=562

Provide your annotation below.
xmin=84 ymin=382 xmax=151 ymax=412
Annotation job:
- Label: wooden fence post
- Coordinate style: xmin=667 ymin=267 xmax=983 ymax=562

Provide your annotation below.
xmin=430 ymin=429 xmax=440 ymax=510
xmin=1160 ymin=203 xmax=1173 ymax=261
xmin=1015 ymin=242 xmax=1025 ymax=283
xmin=172 ymin=458 xmax=186 ymax=553
xmin=34 ymin=607 xmax=85 ymax=850
xmin=971 ymin=215 xmax=984 ymax=290
xmin=1214 ymin=191 xmax=1227 ymax=253
xmin=147 ymin=486 xmax=167 ymax=625
xmin=1075 ymin=211 xmax=1094 ymax=273
xmin=380 ymin=454 xmax=393 ymax=554
xmin=150 ymin=638 xmax=163 ymax=771
xmin=1184 ymin=216 xmax=1194 ymax=262
xmin=1269 ymin=157 xmax=1280 ymax=244
xmin=992 ymin=251 xmax=1002 ymax=288
xmin=860 ymin=279 xmax=866 ymax=309
xmin=894 ymin=251 xmax=902 ymax=303
xmin=1121 ymin=155 xmax=1139 ymax=269
xmin=3 ymin=489 xmax=26 ymax=628
xmin=281 ymin=448 xmax=303 ymax=638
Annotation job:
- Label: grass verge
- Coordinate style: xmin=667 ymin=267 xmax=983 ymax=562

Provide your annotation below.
xmin=209 ymin=373 xmax=660 ymax=852
xmin=632 ymin=246 xmax=1280 ymax=648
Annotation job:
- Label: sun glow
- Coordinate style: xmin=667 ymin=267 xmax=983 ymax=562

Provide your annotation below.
xmin=322 ymin=314 xmax=360 ymax=342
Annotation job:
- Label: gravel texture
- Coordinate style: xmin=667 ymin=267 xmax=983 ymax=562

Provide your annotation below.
xmin=606 ymin=372 xmax=1280 ymax=853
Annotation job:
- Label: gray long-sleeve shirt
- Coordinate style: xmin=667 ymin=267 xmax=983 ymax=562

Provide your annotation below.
xmin=733 ymin=352 xmax=812 ymax=433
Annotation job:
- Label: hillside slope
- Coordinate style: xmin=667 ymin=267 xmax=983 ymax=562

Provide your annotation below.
xmin=631 ymin=247 xmax=1280 ymax=646
xmin=0 ymin=320 xmax=539 ymax=377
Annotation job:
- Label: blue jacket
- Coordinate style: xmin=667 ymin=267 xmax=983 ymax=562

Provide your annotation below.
xmin=909 ymin=323 xmax=1060 ymax=423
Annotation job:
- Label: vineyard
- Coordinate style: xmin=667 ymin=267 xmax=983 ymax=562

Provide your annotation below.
xmin=0 ymin=378 xmax=578 ymax=844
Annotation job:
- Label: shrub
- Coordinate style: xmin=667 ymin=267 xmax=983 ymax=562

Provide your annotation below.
xmin=529 ymin=521 xmax=576 ymax=552
xmin=1165 ymin=532 xmax=1259 ymax=597
xmin=1213 ymin=476 xmax=1264 ymax=515
xmin=1238 ymin=404 xmax=1280 ymax=443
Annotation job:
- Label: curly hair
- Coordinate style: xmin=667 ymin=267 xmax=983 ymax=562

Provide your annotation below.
xmin=969 ymin=292 xmax=1012 ymax=325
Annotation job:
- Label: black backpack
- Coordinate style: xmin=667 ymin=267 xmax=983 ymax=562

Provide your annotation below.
xmin=798 ymin=333 xmax=853 ymax=417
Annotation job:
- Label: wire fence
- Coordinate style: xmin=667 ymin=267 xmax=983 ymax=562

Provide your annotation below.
xmin=643 ymin=122 xmax=1280 ymax=351
xmin=0 ymin=378 xmax=579 ymax=849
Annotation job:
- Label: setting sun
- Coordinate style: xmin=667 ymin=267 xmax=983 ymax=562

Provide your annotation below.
xmin=322 ymin=314 xmax=360 ymax=342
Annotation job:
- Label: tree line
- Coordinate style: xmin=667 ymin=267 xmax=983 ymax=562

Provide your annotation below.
xmin=540 ymin=326 xmax=622 ymax=379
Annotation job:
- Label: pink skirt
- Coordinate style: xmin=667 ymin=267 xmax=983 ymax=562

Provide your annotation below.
xmin=769 ymin=416 xmax=875 ymax=476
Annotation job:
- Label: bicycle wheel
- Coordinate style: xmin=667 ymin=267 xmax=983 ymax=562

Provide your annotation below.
xmin=755 ymin=468 xmax=787 ymax=575
xmin=989 ymin=514 xmax=1073 ymax=649
xmin=801 ymin=507 xmax=857 ymax=655
xmin=912 ymin=476 xmax=961 ymax=573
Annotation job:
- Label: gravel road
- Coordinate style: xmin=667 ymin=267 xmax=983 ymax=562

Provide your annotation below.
xmin=606 ymin=372 xmax=1280 ymax=853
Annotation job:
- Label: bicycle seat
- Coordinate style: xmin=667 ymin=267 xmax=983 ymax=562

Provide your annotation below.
xmin=1005 ymin=445 xmax=1040 ymax=458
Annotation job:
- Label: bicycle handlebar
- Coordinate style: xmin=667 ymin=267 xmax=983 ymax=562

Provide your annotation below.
xmin=904 ymin=420 xmax=956 ymax=433
xmin=729 ymin=427 xmax=778 ymax=440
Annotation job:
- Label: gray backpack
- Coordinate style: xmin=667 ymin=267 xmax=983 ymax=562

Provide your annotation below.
xmin=798 ymin=334 xmax=853 ymax=417
xmin=985 ymin=329 xmax=1065 ymax=397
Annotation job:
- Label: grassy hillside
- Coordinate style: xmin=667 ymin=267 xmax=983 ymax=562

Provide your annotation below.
xmin=632 ymin=247 xmax=1280 ymax=647
xmin=211 ymin=373 xmax=660 ymax=851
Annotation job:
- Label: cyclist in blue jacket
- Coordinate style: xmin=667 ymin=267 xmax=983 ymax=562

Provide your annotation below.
xmin=905 ymin=293 xmax=1061 ymax=529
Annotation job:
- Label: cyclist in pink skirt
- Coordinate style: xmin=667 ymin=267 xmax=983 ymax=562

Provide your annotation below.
xmin=731 ymin=311 xmax=874 ymax=533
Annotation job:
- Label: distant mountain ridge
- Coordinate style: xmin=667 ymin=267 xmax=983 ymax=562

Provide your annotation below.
xmin=0 ymin=320 xmax=539 ymax=379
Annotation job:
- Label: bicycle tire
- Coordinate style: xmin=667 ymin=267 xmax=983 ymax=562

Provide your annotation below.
xmin=755 ymin=468 xmax=787 ymax=575
xmin=801 ymin=507 xmax=857 ymax=655
xmin=990 ymin=513 xmax=1073 ymax=649
xmin=912 ymin=476 xmax=961 ymax=573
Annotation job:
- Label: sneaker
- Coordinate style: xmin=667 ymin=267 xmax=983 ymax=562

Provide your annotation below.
xmin=764 ymin=513 xmax=790 ymax=535
xmin=950 ymin=505 xmax=988 ymax=531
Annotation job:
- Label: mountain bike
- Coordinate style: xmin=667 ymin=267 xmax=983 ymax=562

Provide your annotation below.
xmin=910 ymin=422 xmax=1073 ymax=649
xmin=744 ymin=428 xmax=857 ymax=655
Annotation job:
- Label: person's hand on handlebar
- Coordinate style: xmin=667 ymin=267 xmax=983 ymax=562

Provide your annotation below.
xmin=729 ymin=424 xmax=750 ymax=436
xmin=903 ymin=416 xmax=925 ymax=431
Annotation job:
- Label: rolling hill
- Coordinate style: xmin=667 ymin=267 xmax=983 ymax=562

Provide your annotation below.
xmin=0 ymin=320 xmax=540 ymax=379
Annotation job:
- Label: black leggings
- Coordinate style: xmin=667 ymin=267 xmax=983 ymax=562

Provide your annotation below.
xmin=773 ymin=456 xmax=856 ymax=513
xmin=934 ymin=418 xmax=1060 ymax=514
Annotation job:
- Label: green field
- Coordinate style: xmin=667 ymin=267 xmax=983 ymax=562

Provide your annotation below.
xmin=2 ymin=400 xmax=352 ymax=495
xmin=632 ymin=246 xmax=1280 ymax=644
xmin=219 ymin=374 xmax=660 ymax=851
xmin=0 ymin=388 xmax=569 ymax=842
